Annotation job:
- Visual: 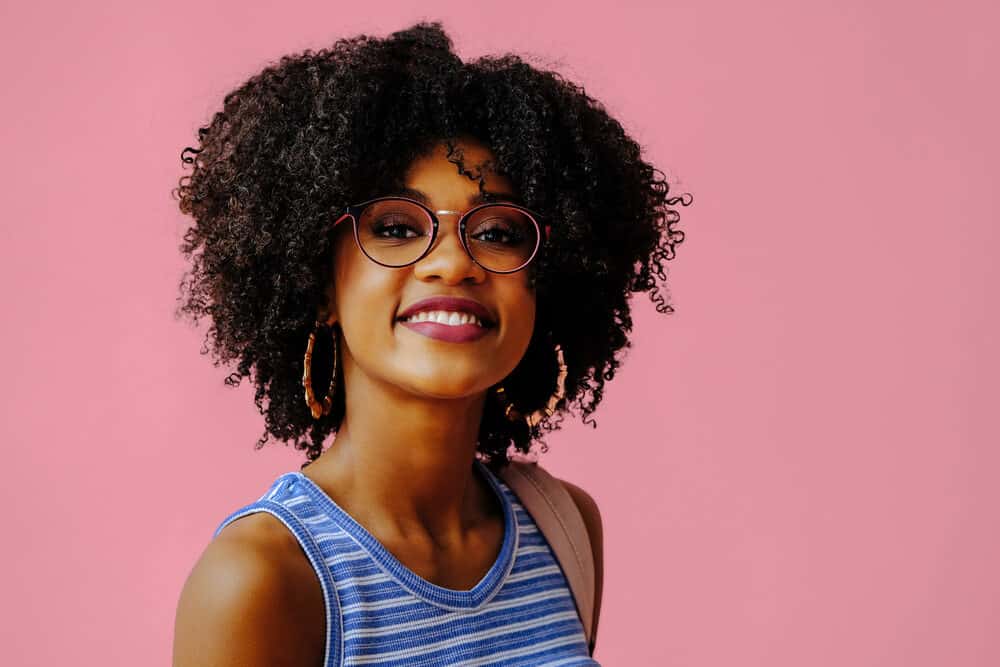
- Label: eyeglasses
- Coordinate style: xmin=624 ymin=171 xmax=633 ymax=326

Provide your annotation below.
xmin=332 ymin=196 xmax=550 ymax=274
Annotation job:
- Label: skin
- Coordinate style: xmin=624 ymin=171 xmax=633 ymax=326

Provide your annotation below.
xmin=173 ymin=137 xmax=540 ymax=666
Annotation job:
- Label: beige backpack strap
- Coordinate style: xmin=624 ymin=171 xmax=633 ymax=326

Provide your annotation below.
xmin=561 ymin=477 xmax=604 ymax=657
xmin=498 ymin=461 xmax=597 ymax=654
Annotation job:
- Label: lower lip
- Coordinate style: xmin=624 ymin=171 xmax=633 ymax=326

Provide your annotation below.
xmin=397 ymin=319 xmax=493 ymax=343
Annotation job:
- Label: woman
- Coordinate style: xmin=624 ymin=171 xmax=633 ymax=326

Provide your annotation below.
xmin=171 ymin=21 xmax=689 ymax=666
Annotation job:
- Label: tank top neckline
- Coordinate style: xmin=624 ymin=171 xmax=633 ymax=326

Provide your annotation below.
xmin=283 ymin=457 xmax=519 ymax=610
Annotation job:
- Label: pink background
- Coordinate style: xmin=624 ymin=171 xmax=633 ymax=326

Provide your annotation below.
xmin=2 ymin=0 xmax=997 ymax=665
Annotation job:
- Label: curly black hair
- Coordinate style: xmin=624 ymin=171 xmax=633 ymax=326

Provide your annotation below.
xmin=172 ymin=21 xmax=691 ymax=473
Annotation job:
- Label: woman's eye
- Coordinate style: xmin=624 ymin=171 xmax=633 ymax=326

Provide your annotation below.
xmin=373 ymin=217 xmax=421 ymax=238
xmin=473 ymin=225 xmax=522 ymax=245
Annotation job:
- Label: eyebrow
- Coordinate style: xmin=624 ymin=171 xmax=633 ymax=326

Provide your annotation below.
xmin=391 ymin=186 xmax=525 ymax=207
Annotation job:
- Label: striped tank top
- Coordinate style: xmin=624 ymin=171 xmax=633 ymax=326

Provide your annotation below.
xmin=213 ymin=458 xmax=601 ymax=666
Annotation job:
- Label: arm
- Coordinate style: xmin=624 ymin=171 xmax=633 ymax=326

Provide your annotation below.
xmin=172 ymin=514 xmax=325 ymax=667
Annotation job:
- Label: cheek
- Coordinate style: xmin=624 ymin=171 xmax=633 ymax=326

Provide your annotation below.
xmin=338 ymin=272 xmax=391 ymax=322
xmin=503 ymin=285 xmax=538 ymax=347
xmin=332 ymin=248 xmax=396 ymax=332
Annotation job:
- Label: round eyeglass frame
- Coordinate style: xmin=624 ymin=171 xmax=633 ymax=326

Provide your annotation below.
xmin=331 ymin=196 xmax=551 ymax=274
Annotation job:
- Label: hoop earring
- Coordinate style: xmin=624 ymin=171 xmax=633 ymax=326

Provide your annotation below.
xmin=303 ymin=320 xmax=338 ymax=419
xmin=495 ymin=342 xmax=568 ymax=428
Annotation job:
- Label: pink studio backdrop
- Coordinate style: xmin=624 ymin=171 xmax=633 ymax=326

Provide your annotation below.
xmin=1 ymin=1 xmax=996 ymax=665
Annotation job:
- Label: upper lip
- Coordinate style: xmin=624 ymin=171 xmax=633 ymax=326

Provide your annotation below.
xmin=397 ymin=296 xmax=496 ymax=326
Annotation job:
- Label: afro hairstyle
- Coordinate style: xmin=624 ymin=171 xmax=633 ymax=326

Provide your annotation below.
xmin=173 ymin=20 xmax=691 ymax=472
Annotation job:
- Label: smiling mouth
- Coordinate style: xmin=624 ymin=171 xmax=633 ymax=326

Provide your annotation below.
xmin=395 ymin=314 xmax=496 ymax=343
xmin=395 ymin=311 xmax=497 ymax=329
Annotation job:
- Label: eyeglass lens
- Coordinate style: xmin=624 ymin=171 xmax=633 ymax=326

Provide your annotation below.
xmin=356 ymin=199 xmax=539 ymax=272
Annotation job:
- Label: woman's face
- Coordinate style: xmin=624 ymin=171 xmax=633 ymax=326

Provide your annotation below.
xmin=324 ymin=137 xmax=537 ymax=401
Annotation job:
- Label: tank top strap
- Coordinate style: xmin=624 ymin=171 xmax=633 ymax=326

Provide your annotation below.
xmin=212 ymin=474 xmax=343 ymax=666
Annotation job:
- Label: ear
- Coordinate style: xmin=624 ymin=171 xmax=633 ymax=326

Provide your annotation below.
xmin=317 ymin=280 xmax=338 ymax=327
xmin=315 ymin=308 xmax=337 ymax=328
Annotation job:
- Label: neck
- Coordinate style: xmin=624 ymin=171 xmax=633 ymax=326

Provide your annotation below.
xmin=302 ymin=359 xmax=494 ymax=542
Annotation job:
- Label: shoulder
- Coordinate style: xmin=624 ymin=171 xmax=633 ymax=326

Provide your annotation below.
xmin=172 ymin=512 xmax=326 ymax=667
xmin=558 ymin=478 xmax=604 ymax=549
xmin=502 ymin=461 xmax=604 ymax=540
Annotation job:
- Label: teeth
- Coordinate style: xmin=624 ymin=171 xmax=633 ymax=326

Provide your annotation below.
xmin=403 ymin=310 xmax=486 ymax=327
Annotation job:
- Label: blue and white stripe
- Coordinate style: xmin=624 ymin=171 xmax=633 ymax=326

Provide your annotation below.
xmin=214 ymin=459 xmax=600 ymax=666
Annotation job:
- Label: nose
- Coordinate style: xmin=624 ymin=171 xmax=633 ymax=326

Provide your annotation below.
xmin=411 ymin=213 xmax=486 ymax=283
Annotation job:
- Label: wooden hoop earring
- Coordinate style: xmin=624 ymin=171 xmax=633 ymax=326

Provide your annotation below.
xmin=495 ymin=342 xmax=567 ymax=428
xmin=303 ymin=320 xmax=338 ymax=419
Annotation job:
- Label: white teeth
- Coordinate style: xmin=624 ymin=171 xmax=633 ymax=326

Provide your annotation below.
xmin=403 ymin=310 xmax=486 ymax=327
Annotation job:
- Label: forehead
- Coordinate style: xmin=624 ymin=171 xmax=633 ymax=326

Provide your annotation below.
xmin=401 ymin=139 xmax=516 ymax=202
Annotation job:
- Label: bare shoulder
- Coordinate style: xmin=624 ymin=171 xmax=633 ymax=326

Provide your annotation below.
xmin=172 ymin=512 xmax=326 ymax=667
